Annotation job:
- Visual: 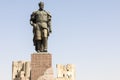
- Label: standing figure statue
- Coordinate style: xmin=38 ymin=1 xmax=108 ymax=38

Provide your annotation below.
xmin=30 ymin=2 xmax=52 ymax=52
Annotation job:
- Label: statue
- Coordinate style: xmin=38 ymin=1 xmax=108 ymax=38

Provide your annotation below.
xmin=30 ymin=2 xmax=52 ymax=52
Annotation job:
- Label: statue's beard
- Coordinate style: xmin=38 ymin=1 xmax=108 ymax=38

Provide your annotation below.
xmin=39 ymin=8 xmax=44 ymax=11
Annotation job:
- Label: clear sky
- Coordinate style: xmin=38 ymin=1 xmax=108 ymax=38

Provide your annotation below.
xmin=0 ymin=0 xmax=120 ymax=80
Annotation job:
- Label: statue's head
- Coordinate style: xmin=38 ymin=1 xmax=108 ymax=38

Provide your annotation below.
xmin=38 ymin=2 xmax=44 ymax=10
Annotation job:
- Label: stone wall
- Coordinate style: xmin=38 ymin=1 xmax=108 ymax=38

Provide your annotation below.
xmin=12 ymin=61 xmax=31 ymax=80
xmin=55 ymin=64 xmax=75 ymax=80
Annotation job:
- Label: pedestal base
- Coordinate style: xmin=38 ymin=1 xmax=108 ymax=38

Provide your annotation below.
xmin=31 ymin=53 xmax=54 ymax=80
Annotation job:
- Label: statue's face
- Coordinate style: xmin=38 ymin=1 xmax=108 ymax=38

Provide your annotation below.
xmin=39 ymin=2 xmax=44 ymax=10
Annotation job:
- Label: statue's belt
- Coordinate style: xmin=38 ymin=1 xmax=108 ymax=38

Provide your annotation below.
xmin=36 ymin=21 xmax=48 ymax=23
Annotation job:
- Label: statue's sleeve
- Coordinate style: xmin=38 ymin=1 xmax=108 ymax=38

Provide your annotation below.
xmin=30 ymin=12 xmax=36 ymax=23
xmin=47 ymin=12 xmax=52 ymax=32
xmin=47 ymin=12 xmax=52 ymax=21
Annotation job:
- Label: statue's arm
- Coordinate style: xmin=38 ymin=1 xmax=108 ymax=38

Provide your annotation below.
xmin=47 ymin=12 xmax=52 ymax=33
xmin=30 ymin=12 xmax=36 ymax=27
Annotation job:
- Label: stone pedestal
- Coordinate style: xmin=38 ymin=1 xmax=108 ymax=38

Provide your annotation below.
xmin=31 ymin=53 xmax=54 ymax=80
xmin=12 ymin=53 xmax=75 ymax=80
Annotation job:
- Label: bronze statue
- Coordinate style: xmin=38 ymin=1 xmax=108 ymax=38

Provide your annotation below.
xmin=30 ymin=2 xmax=52 ymax=52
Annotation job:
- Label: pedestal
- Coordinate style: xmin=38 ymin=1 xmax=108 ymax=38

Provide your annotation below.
xmin=31 ymin=53 xmax=54 ymax=80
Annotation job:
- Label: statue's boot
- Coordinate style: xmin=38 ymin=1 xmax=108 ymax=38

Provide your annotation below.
xmin=43 ymin=37 xmax=48 ymax=52
xmin=36 ymin=40 xmax=41 ymax=52
xmin=40 ymin=40 xmax=44 ymax=52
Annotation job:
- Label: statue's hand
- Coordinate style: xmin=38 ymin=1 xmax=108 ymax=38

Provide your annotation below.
xmin=33 ymin=24 xmax=37 ymax=27
xmin=30 ymin=21 xmax=33 ymax=25
xmin=30 ymin=21 xmax=37 ymax=27
xmin=49 ymin=30 xmax=52 ymax=33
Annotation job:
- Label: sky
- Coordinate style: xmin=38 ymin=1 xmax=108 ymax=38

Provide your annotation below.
xmin=0 ymin=0 xmax=120 ymax=80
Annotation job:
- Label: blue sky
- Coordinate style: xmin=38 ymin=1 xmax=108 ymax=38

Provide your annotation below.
xmin=0 ymin=0 xmax=120 ymax=80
